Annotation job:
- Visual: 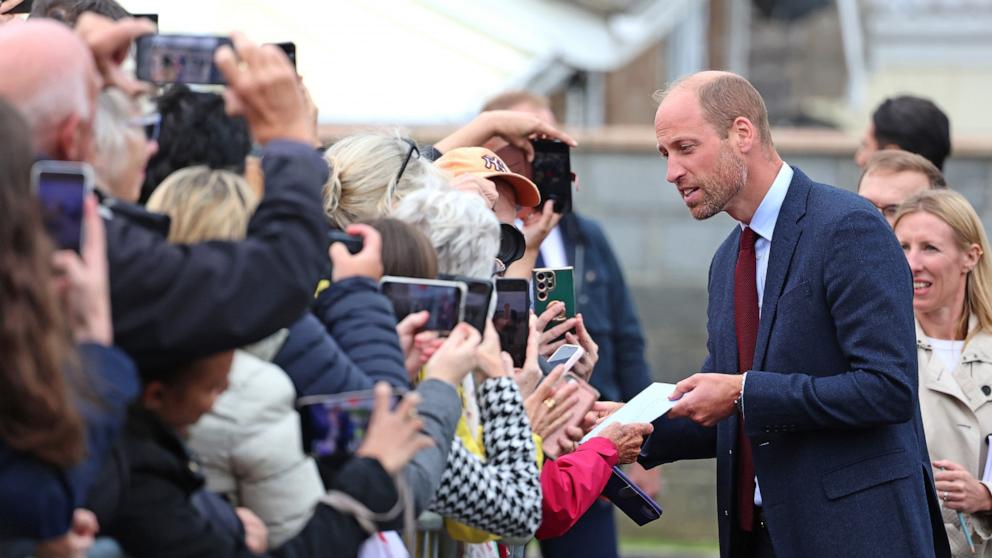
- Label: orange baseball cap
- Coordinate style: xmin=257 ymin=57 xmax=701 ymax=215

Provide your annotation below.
xmin=434 ymin=147 xmax=541 ymax=207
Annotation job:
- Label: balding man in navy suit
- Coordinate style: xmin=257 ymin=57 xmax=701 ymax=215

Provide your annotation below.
xmin=637 ymin=71 xmax=950 ymax=558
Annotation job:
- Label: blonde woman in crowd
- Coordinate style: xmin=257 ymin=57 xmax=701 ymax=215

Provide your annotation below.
xmin=894 ymin=190 xmax=992 ymax=556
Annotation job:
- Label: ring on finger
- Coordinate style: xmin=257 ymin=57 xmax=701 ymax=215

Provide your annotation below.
xmin=544 ymin=398 xmax=556 ymax=410
xmin=941 ymin=491 xmax=948 ymax=501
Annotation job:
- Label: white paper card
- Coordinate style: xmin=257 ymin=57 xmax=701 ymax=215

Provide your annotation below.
xmin=582 ymin=382 xmax=678 ymax=443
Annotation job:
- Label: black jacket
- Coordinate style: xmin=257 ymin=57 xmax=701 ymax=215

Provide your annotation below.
xmin=99 ymin=406 xmax=257 ymax=558
xmin=105 ymin=140 xmax=329 ymax=369
xmin=275 ymin=277 xmax=409 ymax=397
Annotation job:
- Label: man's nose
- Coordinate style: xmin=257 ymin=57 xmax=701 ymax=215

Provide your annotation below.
xmin=666 ymin=157 xmax=685 ymax=185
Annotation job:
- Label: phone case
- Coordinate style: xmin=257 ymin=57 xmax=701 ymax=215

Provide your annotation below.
xmin=533 ymin=267 xmax=576 ymax=329
xmin=602 ymin=466 xmax=663 ymax=526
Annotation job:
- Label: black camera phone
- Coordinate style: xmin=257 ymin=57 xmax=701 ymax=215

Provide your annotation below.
xmin=1 ymin=0 xmax=32 ymax=14
xmin=531 ymin=139 xmax=572 ymax=214
xmin=494 ymin=278 xmax=530 ymax=367
xmin=135 ymin=34 xmax=232 ymax=85
xmin=274 ymin=42 xmax=296 ymax=70
xmin=327 ymin=229 xmax=363 ymax=255
xmin=440 ymin=274 xmax=494 ymax=333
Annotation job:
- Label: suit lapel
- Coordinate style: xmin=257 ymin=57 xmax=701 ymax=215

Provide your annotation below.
xmin=752 ymin=170 xmax=811 ymax=370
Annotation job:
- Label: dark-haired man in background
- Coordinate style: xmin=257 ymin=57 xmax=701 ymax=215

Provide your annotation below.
xmin=855 ymin=94 xmax=951 ymax=171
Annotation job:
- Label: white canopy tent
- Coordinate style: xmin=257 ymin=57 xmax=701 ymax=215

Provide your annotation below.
xmin=119 ymin=0 xmax=697 ymax=124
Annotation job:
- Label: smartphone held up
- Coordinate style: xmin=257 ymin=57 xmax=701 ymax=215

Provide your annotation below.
xmin=32 ymin=161 xmax=94 ymax=253
xmin=135 ymin=34 xmax=297 ymax=85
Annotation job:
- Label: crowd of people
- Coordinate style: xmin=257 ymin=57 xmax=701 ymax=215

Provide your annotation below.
xmin=1 ymin=1 xmax=991 ymax=558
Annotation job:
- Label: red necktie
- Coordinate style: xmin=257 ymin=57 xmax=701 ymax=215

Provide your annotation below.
xmin=734 ymin=226 xmax=759 ymax=532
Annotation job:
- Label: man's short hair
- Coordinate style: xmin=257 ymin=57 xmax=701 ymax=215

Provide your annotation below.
xmin=871 ymin=95 xmax=950 ymax=170
xmin=655 ymin=73 xmax=773 ymax=148
xmin=31 ymin=0 xmax=130 ymax=25
xmin=859 ymin=150 xmax=947 ymax=190
xmin=481 ymin=90 xmax=550 ymax=113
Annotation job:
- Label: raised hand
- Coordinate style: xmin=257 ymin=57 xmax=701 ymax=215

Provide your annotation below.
xmin=214 ymin=32 xmax=314 ymax=146
xmin=598 ymin=422 xmax=654 ymax=464
xmin=51 ymin=195 xmax=112 ymax=346
xmin=330 ymin=224 xmax=383 ymax=282
xmin=356 ymin=383 xmax=435 ymax=474
xmin=423 ymin=323 xmax=481 ymax=385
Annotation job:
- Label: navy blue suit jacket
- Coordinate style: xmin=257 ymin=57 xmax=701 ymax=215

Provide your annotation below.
xmin=640 ymin=168 xmax=950 ymax=558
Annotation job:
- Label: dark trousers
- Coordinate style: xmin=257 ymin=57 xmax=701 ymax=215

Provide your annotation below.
xmin=539 ymin=500 xmax=618 ymax=558
xmin=736 ymin=508 xmax=777 ymax=558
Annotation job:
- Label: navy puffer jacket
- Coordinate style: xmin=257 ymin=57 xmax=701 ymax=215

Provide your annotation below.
xmin=274 ymin=276 xmax=410 ymax=397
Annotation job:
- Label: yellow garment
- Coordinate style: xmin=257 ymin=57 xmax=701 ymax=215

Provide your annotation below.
xmin=315 ymin=279 xmax=330 ymax=297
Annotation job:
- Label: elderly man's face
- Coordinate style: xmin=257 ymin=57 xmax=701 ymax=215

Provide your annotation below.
xmin=655 ymin=88 xmax=747 ymax=221
xmin=859 ymin=169 xmax=931 ymax=226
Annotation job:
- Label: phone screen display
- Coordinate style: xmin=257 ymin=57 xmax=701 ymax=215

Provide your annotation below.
xmin=548 ymin=345 xmax=581 ymax=370
xmin=463 ymin=281 xmax=494 ymax=333
xmin=37 ymin=171 xmax=86 ymax=252
xmin=531 ymin=140 xmax=572 ymax=214
xmin=298 ymin=391 xmax=400 ymax=459
xmin=135 ymin=35 xmax=232 ymax=85
xmin=494 ymin=279 xmax=530 ymax=367
xmin=381 ymin=280 xmax=464 ymax=333
xmin=440 ymin=275 xmax=493 ymax=333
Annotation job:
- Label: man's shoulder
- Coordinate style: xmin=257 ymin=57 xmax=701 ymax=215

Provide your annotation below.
xmin=795 ymin=170 xmax=878 ymax=223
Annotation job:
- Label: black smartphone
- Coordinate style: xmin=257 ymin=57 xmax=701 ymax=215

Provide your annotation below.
xmin=32 ymin=161 xmax=93 ymax=253
xmin=531 ymin=139 xmax=572 ymax=214
xmin=494 ymin=278 xmax=530 ymax=367
xmin=1 ymin=0 xmax=32 ymax=14
xmin=602 ymin=466 xmax=663 ymax=526
xmin=132 ymin=13 xmax=158 ymax=26
xmin=379 ymin=277 xmax=467 ymax=335
xmin=273 ymin=42 xmax=296 ymax=70
xmin=440 ymin=274 xmax=494 ymax=333
xmin=327 ymin=229 xmax=362 ymax=255
xmin=135 ymin=34 xmax=232 ymax=85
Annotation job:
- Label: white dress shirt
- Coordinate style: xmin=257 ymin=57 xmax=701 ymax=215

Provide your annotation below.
xmin=740 ymin=162 xmax=793 ymax=507
xmin=539 ymin=226 xmax=568 ymax=269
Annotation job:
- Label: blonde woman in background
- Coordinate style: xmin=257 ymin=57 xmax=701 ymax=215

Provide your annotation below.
xmin=894 ymin=189 xmax=992 ymax=556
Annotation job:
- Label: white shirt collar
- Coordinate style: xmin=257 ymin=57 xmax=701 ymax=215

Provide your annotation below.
xmin=741 ymin=163 xmax=793 ymax=241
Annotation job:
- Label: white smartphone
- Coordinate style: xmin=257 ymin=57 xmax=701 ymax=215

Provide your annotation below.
xmin=547 ymin=344 xmax=584 ymax=373
xmin=31 ymin=161 xmax=95 ymax=254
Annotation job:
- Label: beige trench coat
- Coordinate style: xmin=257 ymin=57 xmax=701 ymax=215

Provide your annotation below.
xmin=918 ymin=318 xmax=992 ymax=557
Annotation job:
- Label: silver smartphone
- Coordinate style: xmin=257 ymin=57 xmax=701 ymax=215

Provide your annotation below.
xmin=31 ymin=161 xmax=94 ymax=253
xmin=379 ymin=276 xmax=467 ymax=335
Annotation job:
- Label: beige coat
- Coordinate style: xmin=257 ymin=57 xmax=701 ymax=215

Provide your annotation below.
xmin=918 ymin=318 xmax=992 ymax=557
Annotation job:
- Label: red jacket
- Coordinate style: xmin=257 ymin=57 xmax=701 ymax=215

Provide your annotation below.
xmin=535 ymin=437 xmax=618 ymax=539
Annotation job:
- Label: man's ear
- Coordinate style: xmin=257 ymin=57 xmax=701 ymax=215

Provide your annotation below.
xmin=732 ymin=116 xmax=757 ymax=154
xmin=55 ymin=113 xmax=83 ymax=162
xmin=141 ymin=382 xmax=167 ymax=413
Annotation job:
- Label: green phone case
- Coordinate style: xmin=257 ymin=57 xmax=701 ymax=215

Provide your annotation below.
xmin=533 ymin=267 xmax=576 ymax=329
